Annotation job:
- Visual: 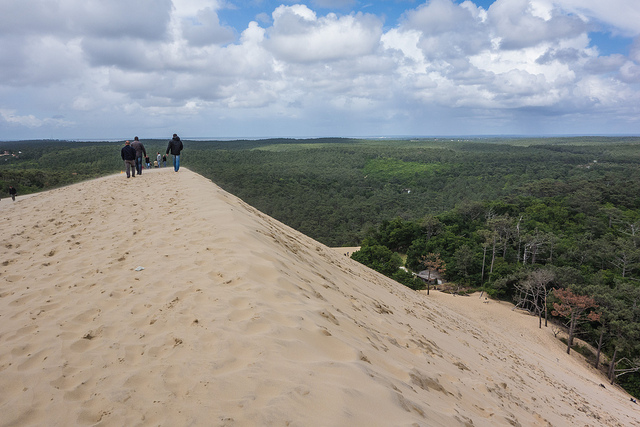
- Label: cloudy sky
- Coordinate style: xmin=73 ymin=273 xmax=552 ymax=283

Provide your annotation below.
xmin=2 ymin=0 xmax=640 ymax=140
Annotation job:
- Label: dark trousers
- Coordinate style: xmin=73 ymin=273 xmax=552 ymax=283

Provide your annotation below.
xmin=125 ymin=160 xmax=136 ymax=177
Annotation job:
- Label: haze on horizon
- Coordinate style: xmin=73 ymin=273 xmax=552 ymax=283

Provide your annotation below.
xmin=1 ymin=0 xmax=640 ymax=140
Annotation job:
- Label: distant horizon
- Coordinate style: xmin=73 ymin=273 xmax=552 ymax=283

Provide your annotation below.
xmin=3 ymin=133 xmax=640 ymax=143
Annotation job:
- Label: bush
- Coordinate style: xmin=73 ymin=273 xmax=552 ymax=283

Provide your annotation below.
xmin=392 ymin=269 xmax=426 ymax=290
xmin=351 ymin=245 xmax=402 ymax=276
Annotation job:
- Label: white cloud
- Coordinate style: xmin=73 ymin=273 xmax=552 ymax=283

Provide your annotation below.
xmin=172 ymin=0 xmax=222 ymax=17
xmin=0 ymin=36 xmax=85 ymax=86
xmin=72 ymin=95 xmax=101 ymax=112
xmin=73 ymin=0 xmax=173 ymax=40
xmin=630 ymin=36 xmax=640 ymax=62
xmin=0 ymin=109 xmax=43 ymax=127
xmin=181 ymin=7 xmax=235 ymax=46
xmin=0 ymin=0 xmax=173 ymax=40
xmin=265 ymin=5 xmax=383 ymax=62
xmin=488 ymin=0 xmax=588 ymax=50
xmin=312 ymin=0 xmax=357 ymax=9
xmin=619 ymin=61 xmax=640 ymax=83
xmin=548 ymin=0 xmax=640 ymax=36
xmin=1 ymin=0 xmax=640 ymax=139
xmin=405 ymin=0 xmax=482 ymax=35
xmin=0 ymin=109 xmax=73 ymax=128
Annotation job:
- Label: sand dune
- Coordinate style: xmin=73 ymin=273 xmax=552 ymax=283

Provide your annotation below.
xmin=1 ymin=168 xmax=638 ymax=426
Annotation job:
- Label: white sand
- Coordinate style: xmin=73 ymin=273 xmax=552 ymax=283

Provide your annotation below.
xmin=1 ymin=168 xmax=638 ymax=426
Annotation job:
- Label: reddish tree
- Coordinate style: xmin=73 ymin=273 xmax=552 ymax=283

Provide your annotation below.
xmin=552 ymin=288 xmax=601 ymax=355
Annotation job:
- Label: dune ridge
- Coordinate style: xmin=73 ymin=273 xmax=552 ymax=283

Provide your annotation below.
xmin=0 ymin=168 xmax=638 ymax=426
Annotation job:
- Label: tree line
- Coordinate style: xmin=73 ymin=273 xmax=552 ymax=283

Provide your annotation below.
xmin=352 ymin=167 xmax=640 ymax=394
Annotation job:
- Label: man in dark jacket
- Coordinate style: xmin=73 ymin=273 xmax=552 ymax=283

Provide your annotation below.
xmin=166 ymin=133 xmax=184 ymax=172
xmin=121 ymin=140 xmax=137 ymax=178
xmin=130 ymin=136 xmax=146 ymax=175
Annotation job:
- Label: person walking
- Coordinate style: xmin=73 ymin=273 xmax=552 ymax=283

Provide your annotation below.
xmin=8 ymin=186 xmax=17 ymax=201
xmin=162 ymin=154 xmax=167 ymax=167
xmin=121 ymin=140 xmax=137 ymax=178
xmin=156 ymin=152 xmax=162 ymax=168
xmin=166 ymin=133 xmax=184 ymax=172
xmin=130 ymin=136 xmax=146 ymax=175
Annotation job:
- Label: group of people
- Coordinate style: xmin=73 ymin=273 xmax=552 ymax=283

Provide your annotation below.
xmin=121 ymin=134 xmax=183 ymax=178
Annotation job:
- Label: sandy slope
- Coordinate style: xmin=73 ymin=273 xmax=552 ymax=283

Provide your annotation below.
xmin=0 ymin=168 xmax=638 ymax=426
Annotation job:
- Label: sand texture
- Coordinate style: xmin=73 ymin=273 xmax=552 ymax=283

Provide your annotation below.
xmin=1 ymin=168 xmax=638 ymax=426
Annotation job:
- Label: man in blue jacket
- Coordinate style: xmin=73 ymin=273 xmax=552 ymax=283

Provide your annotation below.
xmin=166 ymin=133 xmax=184 ymax=172
xmin=121 ymin=140 xmax=137 ymax=178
